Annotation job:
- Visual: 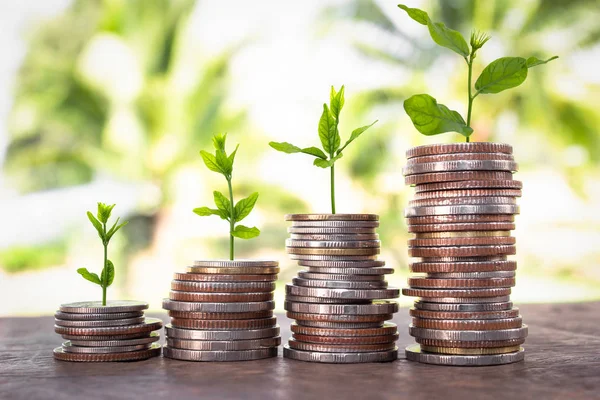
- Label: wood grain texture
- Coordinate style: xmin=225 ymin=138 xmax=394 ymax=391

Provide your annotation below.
xmin=1 ymin=302 xmax=599 ymax=400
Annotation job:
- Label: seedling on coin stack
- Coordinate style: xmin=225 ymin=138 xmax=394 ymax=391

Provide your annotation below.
xmin=270 ymin=86 xmax=400 ymax=364
xmin=53 ymin=203 xmax=162 ymax=362
xmin=397 ymin=4 xmax=556 ymax=366
xmin=162 ymin=134 xmax=280 ymax=362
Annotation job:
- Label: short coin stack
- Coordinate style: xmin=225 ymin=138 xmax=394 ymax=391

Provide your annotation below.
xmin=162 ymin=260 xmax=280 ymax=361
xmin=401 ymin=142 xmax=528 ymax=366
xmin=53 ymin=300 xmax=162 ymax=362
xmin=282 ymin=214 xmax=399 ymax=363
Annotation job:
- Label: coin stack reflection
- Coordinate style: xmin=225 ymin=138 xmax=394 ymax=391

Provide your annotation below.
xmin=282 ymin=214 xmax=399 ymax=363
xmin=402 ymin=143 xmax=528 ymax=366
xmin=162 ymin=260 xmax=280 ymax=361
xmin=53 ymin=301 xmax=162 ymax=362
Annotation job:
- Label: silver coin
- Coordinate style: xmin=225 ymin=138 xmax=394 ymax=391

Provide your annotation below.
xmin=62 ymin=341 xmax=152 ymax=354
xmin=290 ymin=254 xmax=378 ymax=261
xmin=68 ymin=332 xmax=160 ymax=347
xmin=414 ymin=301 xmax=513 ymax=312
xmin=426 ymin=271 xmax=516 ymax=279
xmin=295 ymin=321 xmax=384 ymax=329
xmin=416 ymin=256 xmax=507 ymax=263
xmin=54 ymin=316 xmax=145 ymax=328
xmin=290 ymin=221 xmax=379 ymax=228
xmin=304 ymin=267 xmax=394 ymax=275
xmin=54 ymin=318 xmax=163 ymax=336
xmin=162 ymin=299 xmax=275 ymax=312
xmin=405 ymin=204 xmax=520 ymax=217
xmin=283 ymin=345 xmax=397 ymax=363
xmin=171 ymin=280 xmax=276 ymax=292
xmin=291 ymin=322 xmax=398 ymax=337
xmin=166 ymin=337 xmax=281 ymax=351
xmin=285 ymin=214 xmax=379 ymax=221
xmin=405 ymin=344 xmax=524 ymax=366
xmin=53 ymin=343 xmax=161 ymax=362
xmin=409 ymin=196 xmax=518 ymax=207
xmin=284 ymin=300 xmax=398 ymax=315
xmin=292 ymin=277 xmax=388 ymax=290
xmin=192 ymin=259 xmax=279 ymax=267
xmin=54 ymin=311 xmax=144 ymax=321
xmin=403 ymin=160 xmax=518 ymax=175
xmin=410 ymin=307 xmax=520 ymax=320
xmin=298 ymin=260 xmax=385 ymax=268
xmin=418 ymin=296 xmax=511 ymax=304
xmin=163 ymin=346 xmax=278 ymax=361
xmin=289 ymin=234 xmax=379 ymax=241
xmin=409 ymin=324 xmax=529 ymax=341
xmin=284 ymin=295 xmax=371 ymax=304
xmin=61 ymin=332 xmax=152 ymax=341
xmin=288 ymin=227 xmax=377 ymax=234
xmin=165 ymin=324 xmax=280 ymax=340
xmin=298 ymin=272 xmax=385 ymax=281
xmin=285 ymin=239 xmax=381 ymax=248
xmin=286 ymin=284 xmax=399 ymax=300
xmin=59 ymin=300 xmax=149 ymax=314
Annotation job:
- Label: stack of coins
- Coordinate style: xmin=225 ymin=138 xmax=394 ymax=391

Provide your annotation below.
xmin=53 ymin=300 xmax=162 ymax=362
xmin=162 ymin=260 xmax=280 ymax=361
xmin=401 ymin=142 xmax=528 ymax=366
xmin=282 ymin=214 xmax=399 ymax=363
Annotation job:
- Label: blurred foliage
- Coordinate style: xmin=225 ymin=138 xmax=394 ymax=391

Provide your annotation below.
xmin=0 ymin=241 xmax=67 ymax=273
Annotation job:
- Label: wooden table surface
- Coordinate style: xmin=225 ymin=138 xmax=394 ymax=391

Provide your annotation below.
xmin=1 ymin=302 xmax=599 ymax=400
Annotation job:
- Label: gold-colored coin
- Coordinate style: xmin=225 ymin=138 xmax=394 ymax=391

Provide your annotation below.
xmin=420 ymin=345 xmax=522 ymax=355
xmin=186 ymin=266 xmax=280 ymax=274
xmin=285 ymin=247 xmax=380 ymax=256
xmin=415 ymin=231 xmax=511 ymax=239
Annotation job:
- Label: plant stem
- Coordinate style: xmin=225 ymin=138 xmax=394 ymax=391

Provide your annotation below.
xmin=227 ymin=177 xmax=235 ymax=260
xmin=466 ymin=53 xmax=476 ymax=143
xmin=102 ymin=223 xmax=107 ymax=306
xmin=330 ymin=164 xmax=336 ymax=214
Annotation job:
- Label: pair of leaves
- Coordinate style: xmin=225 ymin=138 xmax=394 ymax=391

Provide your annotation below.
xmin=193 ymin=191 xmax=259 ymax=224
xmin=77 ymin=260 xmax=114 ymax=288
xmin=87 ymin=211 xmax=128 ymax=245
xmin=200 ymin=133 xmax=238 ymax=179
xmin=475 ymin=56 xmax=559 ymax=94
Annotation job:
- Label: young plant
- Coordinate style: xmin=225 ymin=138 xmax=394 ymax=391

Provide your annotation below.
xmin=193 ymin=133 xmax=260 ymax=260
xmin=398 ymin=4 xmax=558 ymax=142
xmin=77 ymin=203 xmax=128 ymax=306
xmin=269 ymin=85 xmax=377 ymax=214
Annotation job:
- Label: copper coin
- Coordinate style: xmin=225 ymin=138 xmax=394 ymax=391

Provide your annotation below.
xmin=60 ymin=332 xmax=152 ymax=341
xmin=409 ymin=245 xmax=516 ymax=257
xmin=170 ymin=317 xmax=277 ymax=330
xmin=402 ymin=287 xmax=511 ymax=298
xmin=427 ymin=271 xmax=515 ymax=279
xmin=405 ymin=171 xmax=513 ymax=185
xmin=286 ymin=312 xmax=393 ymax=323
xmin=285 ymin=295 xmax=371 ymax=304
xmin=54 ymin=311 xmax=143 ymax=321
xmin=286 ymin=247 xmax=380 ymax=256
xmin=193 ymin=260 xmax=278 ymax=267
xmin=289 ymin=234 xmax=379 ymax=241
xmin=288 ymin=227 xmax=377 ymax=234
xmin=295 ymin=321 xmax=384 ymax=329
xmin=412 ymin=317 xmax=523 ymax=330
xmin=420 ymin=345 xmax=522 ymax=355
xmin=174 ymin=273 xmax=278 ymax=282
xmin=170 ymin=280 xmax=275 ymax=293
xmin=413 ymin=188 xmax=522 ymax=200
xmin=285 ymin=214 xmax=379 ymax=221
xmin=414 ymin=230 xmax=511 ymax=238
xmin=414 ymin=179 xmax=522 ymax=193
xmin=167 ymin=310 xmax=273 ymax=320
xmin=414 ymin=301 xmax=513 ymax=311
xmin=410 ymin=261 xmax=516 ymax=273
xmin=186 ymin=266 xmax=280 ymax=274
xmin=407 ymin=152 xmax=514 ymax=163
xmin=53 ymin=343 xmax=161 ymax=362
xmin=406 ymin=143 xmax=513 ymax=158
xmin=403 ymin=160 xmax=518 ymax=176
xmin=54 ymin=317 xmax=145 ymax=328
xmin=298 ymin=260 xmax=385 ymax=268
xmin=292 ymin=277 xmax=388 ymax=290
xmin=418 ymin=296 xmax=511 ymax=304
xmin=288 ymin=338 xmax=396 ymax=353
xmin=298 ymin=272 xmax=385 ymax=281
xmin=291 ymin=322 xmax=397 ymax=337
xmin=415 ymin=338 xmax=526 ymax=348
xmin=407 ymin=214 xmax=514 ymax=225
xmin=409 ymin=308 xmax=520 ymax=320
xmin=409 ymin=237 xmax=515 ymax=247
xmin=290 ymin=220 xmax=379 ymax=228
xmin=169 ymin=291 xmax=273 ymax=302
xmin=409 ymin=197 xmax=518 ymax=207
xmin=54 ymin=318 xmax=163 ymax=336
xmin=408 ymin=277 xmax=515 ymax=289
xmin=289 ymin=254 xmax=379 ymax=261
xmin=292 ymin=333 xmax=399 ymax=345
xmin=286 ymin=239 xmax=381 ymax=248
xmin=417 ymin=256 xmax=507 ymax=262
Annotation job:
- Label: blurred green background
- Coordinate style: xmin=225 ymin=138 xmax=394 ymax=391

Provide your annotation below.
xmin=1 ymin=0 xmax=599 ymax=315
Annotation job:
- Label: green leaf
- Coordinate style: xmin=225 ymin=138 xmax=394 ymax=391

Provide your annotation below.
xmin=330 ymin=86 xmax=338 ymax=105
xmin=338 ymin=120 xmax=378 ymax=154
xmin=200 ymin=150 xmax=225 ymax=175
xmin=330 ymin=85 xmax=345 ymax=118
xmin=318 ymin=104 xmax=339 ymax=156
xmin=475 ymin=57 xmax=528 ymax=94
xmin=231 ymin=225 xmax=260 ymax=239
xmin=397 ymin=4 xmax=428 ymax=25
xmin=228 ymin=143 xmax=239 ymax=166
xmin=96 ymin=203 xmax=115 ymax=224
xmin=105 ymin=218 xmax=128 ymax=242
xmin=213 ymin=191 xmax=232 ymax=218
xmin=212 ymin=133 xmax=227 ymax=151
xmin=269 ymin=142 xmax=327 ymax=159
xmin=526 ymin=56 xmax=558 ymax=68
xmin=234 ymin=192 xmax=259 ymax=222
xmin=314 ymin=153 xmax=343 ymax=168
xmin=77 ymin=268 xmax=101 ymax=285
xmin=101 ymin=259 xmax=115 ymax=287
xmin=216 ymin=149 xmax=232 ymax=176
xmin=404 ymin=94 xmax=473 ymax=137
xmin=193 ymin=207 xmax=228 ymax=220
xmin=87 ymin=211 xmax=105 ymax=240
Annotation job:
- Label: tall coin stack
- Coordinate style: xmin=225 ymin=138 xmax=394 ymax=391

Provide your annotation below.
xmin=282 ymin=214 xmax=400 ymax=363
xmin=53 ymin=300 xmax=162 ymax=362
xmin=162 ymin=260 xmax=280 ymax=361
xmin=401 ymin=143 xmax=528 ymax=366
